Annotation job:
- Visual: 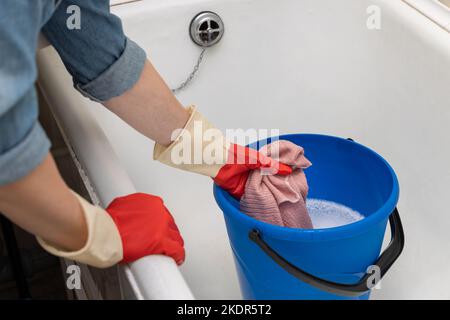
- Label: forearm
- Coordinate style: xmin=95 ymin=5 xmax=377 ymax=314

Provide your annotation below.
xmin=0 ymin=153 xmax=87 ymax=251
xmin=103 ymin=60 xmax=190 ymax=146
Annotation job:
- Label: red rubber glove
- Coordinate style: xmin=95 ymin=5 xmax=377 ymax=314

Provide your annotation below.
xmin=106 ymin=193 xmax=185 ymax=265
xmin=213 ymin=144 xmax=292 ymax=198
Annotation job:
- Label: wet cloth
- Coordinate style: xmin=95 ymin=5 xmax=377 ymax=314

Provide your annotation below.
xmin=240 ymin=140 xmax=313 ymax=229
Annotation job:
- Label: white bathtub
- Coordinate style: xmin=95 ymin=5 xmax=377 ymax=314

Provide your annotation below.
xmin=37 ymin=0 xmax=450 ymax=299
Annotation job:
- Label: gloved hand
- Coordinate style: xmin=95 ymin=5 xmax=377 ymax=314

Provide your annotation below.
xmin=153 ymin=106 xmax=292 ymax=198
xmin=107 ymin=193 xmax=184 ymax=264
xmin=37 ymin=192 xmax=184 ymax=268
xmin=211 ymin=143 xmax=292 ymax=198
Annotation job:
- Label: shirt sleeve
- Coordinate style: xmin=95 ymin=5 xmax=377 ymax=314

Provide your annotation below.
xmin=0 ymin=0 xmax=51 ymax=185
xmin=41 ymin=0 xmax=147 ymax=102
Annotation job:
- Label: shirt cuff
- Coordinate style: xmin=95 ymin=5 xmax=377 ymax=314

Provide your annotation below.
xmin=75 ymin=38 xmax=147 ymax=102
xmin=0 ymin=122 xmax=51 ymax=185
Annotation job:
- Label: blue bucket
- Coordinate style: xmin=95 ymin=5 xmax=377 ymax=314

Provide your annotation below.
xmin=213 ymin=134 xmax=404 ymax=300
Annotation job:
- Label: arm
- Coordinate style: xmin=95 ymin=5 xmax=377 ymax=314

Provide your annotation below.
xmin=102 ymin=60 xmax=292 ymax=198
xmin=104 ymin=61 xmax=190 ymax=146
xmin=0 ymin=152 xmax=184 ymax=268
xmin=0 ymin=1 xmax=86 ymax=252
xmin=0 ymin=154 xmax=87 ymax=252
xmin=42 ymin=0 xmax=291 ymax=197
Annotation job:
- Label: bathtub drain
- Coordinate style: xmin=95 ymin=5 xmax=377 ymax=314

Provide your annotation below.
xmin=171 ymin=12 xmax=224 ymax=94
xmin=189 ymin=12 xmax=224 ymax=47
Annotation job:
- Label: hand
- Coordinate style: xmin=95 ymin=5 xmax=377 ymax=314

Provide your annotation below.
xmin=212 ymin=144 xmax=292 ymax=198
xmin=106 ymin=193 xmax=185 ymax=265
xmin=37 ymin=192 xmax=184 ymax=268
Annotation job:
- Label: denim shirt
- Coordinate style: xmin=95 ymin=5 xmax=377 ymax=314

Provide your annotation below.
xmin=0 ymin=0 xmax=146 ymax=185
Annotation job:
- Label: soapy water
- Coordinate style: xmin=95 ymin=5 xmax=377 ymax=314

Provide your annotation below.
xmin=306 ymin=199 xmax=364 ymax=229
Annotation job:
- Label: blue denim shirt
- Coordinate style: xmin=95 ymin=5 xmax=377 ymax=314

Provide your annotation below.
xmin=0 ymin=0 xmax=146 ymax=185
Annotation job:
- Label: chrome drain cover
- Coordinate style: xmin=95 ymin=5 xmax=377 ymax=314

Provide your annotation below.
xmin=189 ymin=11 xmax=224 ymax=47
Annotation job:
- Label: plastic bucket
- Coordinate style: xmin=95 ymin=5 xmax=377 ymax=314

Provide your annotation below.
xmin=213 ymin=134 xmax=404 ymax=300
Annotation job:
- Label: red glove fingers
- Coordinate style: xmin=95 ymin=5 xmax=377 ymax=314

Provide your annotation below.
xmin=213 ymin=144 xmax=292 ymax=198
xmin=106 ymin=193 xmax=185 ymax=265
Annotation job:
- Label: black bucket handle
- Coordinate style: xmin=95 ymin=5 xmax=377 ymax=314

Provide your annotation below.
xmin=249 ymin=207 xmax=404 ymax=297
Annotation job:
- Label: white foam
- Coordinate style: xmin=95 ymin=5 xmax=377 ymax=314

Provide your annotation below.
xmin=306 ymin=199 xmax=364 ymax=229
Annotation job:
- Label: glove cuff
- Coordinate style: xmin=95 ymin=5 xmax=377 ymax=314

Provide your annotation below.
xmin=153 ymin=105 xmax=231 ymax=178
xmin=36 ymin=191 xmax=123 ymax=268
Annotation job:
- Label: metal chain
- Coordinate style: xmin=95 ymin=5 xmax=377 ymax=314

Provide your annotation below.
xmin=171 ymin=47 xmax=206 ymax=94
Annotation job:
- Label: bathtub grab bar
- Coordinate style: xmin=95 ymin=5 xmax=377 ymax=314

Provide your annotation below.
xmin=36 ymin=47 xmax=194 ymax=300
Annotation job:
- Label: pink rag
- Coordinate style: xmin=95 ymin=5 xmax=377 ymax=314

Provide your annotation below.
xmin=240 ymin=140 xmax=313 ymax=229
